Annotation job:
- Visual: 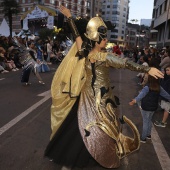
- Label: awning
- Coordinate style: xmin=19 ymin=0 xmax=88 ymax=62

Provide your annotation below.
xmin=21 ymin=5 xmax=57 ymax=20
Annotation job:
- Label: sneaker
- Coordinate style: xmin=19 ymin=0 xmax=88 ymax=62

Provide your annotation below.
xmin=155 ymin=120 xmax=167 ymax=125
xmin=14 ymin=68 xmax=18 ymax=71
xmin=22 ymin=82 xmax=31 ymax=86
xmin=154 ymin=121 xmax=166 ymax=127
xmin=140 ymin=138 xmax=146 ymax=143
xmin=146 ymin=135 xmax=151 ymax=139
xmin=1 ymin=70 xmax=9 ymax=73
xmin=39 ymin=81 xmax=45 ymax=85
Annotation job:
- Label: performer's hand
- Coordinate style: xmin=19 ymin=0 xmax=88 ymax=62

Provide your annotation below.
xmin=148 ymin=67 xmax=164 ymax=79
xmin=59 ymin=5 xmax=72 ymax=18
xmin=129 ymin=99 xmax=136 ymax=106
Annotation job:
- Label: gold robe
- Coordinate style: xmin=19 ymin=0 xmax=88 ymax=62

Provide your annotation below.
xmin=50 ymin=45 xmax=144 ymax=168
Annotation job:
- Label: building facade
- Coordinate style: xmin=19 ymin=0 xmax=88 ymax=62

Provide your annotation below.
xmin=100 ymin=0 xmax=130 ymax=45
xmin=0 ymin=0 xmax=89 ymax=34
xmin=152 ymin=0 xmax=170 ymax=48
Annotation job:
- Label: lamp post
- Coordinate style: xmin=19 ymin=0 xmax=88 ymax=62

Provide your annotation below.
xmin=136 ymin=34 xmax=139 ymax=48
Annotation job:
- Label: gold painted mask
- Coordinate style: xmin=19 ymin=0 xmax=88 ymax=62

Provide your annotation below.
xmin=84 ymin=17 xmax=107 ymax=42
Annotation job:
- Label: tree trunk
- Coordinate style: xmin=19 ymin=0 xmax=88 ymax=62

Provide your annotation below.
xmin=8 ymin=12 xmax=12 ymax=37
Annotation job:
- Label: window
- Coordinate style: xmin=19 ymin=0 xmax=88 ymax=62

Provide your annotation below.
xmin=22 ymin=8 xmax=25 ymax=12
xmin=122 ymin=19 xmax=125 ymax=23
xmin=112 ymin=11 xmax=120 ymax=15
xmin=112 ymin=17 xmax=119 ymax=21
xmin=130 ymin=37 xmax=135 ymax=40
xmin=50 ymin=0 xmax=55 ymax=4
xmin=113 ymin=0 xmax=120 ymax=3
xmin=111 ymin=35 xmax=118 ymax=38
xmin=164 ymin=0 xmax=167 ymax=11
xmin=155 ymin=8 xmax=158 ymax=18
xmin=22 ymin=0 xmax=25 ymax=3
xmin=168 ymin=25 xmax=170 ymax=39
xmin=159 ymin=4 xmax=162 ymax=15
xmin=113 ymin=5 xmax=118 ymax=8
xmin=112 ymin=29 xmax=118 ymax=33
xmin=159 ymin=28 xmax=162 ymax=41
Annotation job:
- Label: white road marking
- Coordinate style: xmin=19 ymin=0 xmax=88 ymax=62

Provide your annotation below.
xmin=0 ymin=78 xmax=5 ymax=81
xmin=152 ymin=125 xmax=170 ymax=170
xmin=0 ymin=90 xmax=51 ymax=136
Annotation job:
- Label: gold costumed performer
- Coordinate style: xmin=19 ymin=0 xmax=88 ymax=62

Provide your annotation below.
xmin=44 ymin=5 xmax=164 ymax=169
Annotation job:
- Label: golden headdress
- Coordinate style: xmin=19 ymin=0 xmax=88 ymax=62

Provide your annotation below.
xmin=84 ymin=17 xmax=107 ymax=42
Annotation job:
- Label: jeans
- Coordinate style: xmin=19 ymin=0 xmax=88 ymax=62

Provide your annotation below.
xmin=47 ymin=52 xmax=51 ymax=62
xmin=140 ymin=109 xmax=154 ymax=140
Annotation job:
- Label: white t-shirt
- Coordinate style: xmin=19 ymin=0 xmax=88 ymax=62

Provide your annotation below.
xmin=47 ymin=43 xmax=52 ymax=53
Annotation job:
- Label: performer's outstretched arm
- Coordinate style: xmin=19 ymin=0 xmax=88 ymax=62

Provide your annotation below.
xmin=59 ymin=5 xmax=83 ymax=50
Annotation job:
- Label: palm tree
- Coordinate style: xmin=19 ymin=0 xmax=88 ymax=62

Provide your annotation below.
xmin=0 ymin=0 xmax=20 ymax=37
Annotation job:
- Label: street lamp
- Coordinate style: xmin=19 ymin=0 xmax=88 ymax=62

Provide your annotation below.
xmin=136 ymin=34 xmax=139 ymax=48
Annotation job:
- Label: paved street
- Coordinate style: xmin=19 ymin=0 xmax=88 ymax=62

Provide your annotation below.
xmin=0 ymin=63 xmax=170 ymax=170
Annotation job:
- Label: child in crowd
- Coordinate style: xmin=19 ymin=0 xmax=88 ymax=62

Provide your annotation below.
xmin=129 ymin=75 xmax=170 ymax=143
xmin=154 ymin=65 xmax=170 ymax=127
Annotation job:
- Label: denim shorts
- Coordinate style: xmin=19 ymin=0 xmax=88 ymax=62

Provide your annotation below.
xmin=161 ymin=100 xmax=170 ymax=113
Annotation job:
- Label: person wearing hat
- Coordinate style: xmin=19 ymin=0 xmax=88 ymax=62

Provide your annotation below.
xmin=44 ymin=5 xmax=164 ymax=169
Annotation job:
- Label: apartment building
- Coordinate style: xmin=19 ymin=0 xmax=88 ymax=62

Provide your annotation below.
xmin=100 ymin=0 xmax=130 ymax=45
xmin=152 ymin=0 xmax=170 ymax=48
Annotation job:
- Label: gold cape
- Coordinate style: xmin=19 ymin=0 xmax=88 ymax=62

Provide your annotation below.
xmin=50 ymin=42 xmax=86 ymax=139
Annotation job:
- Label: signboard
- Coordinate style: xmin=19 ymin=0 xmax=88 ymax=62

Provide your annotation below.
xmin=26 ymin=6 xmax=48 ymax=19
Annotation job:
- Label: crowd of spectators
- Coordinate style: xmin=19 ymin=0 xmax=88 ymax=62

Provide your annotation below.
xmin=125 ymin=47 xmax=170 ymax=129
xmin=0 ymin=35 xmax=71 ymax=74
xmin=0 ymin=36 xmax=21 ymax=73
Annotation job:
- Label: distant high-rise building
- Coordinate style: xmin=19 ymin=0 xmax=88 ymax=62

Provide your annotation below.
xmin=140 ymin=19 xmax=152 ymax=27
xmin=99 ymin=0 xmax=130 ymax=45
xmin=151 ymin=0 xmax=170 ymax=48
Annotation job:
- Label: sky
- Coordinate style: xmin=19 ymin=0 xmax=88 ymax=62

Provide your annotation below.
xmin=128 ymin=0 xmax=154 ymax=24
